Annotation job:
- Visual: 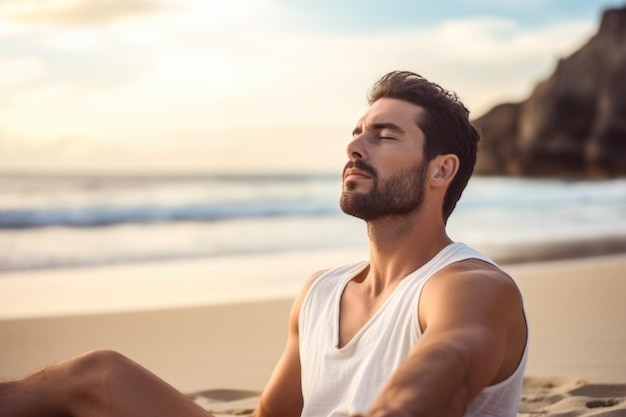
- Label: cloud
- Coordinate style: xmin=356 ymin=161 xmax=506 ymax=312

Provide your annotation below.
xmin=0 ymin=0 xmax=173 ymax=26
xmin=1 ymin=15 xmax=599 ymax=146
xmin=2 ymin=13 xmax=599 ymax=128
xmin=0 ymin=0 xmax=604 ymax=173
xmin=0 ymin=56 xmax=45 ymax=88
xmin=200 ymin=15 xmax=598 ymax=118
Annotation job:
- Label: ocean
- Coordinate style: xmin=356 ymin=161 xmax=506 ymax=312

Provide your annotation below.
xmin=1 ymin=173 xmax=625 ymax=273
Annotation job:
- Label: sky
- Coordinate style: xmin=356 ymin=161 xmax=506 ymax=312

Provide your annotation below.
xmin=0 ymin=0 xmax=624 ymax=174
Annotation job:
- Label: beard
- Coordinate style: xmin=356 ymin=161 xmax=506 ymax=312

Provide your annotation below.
xmin=340 ymin=160 xmax=428 ymax=221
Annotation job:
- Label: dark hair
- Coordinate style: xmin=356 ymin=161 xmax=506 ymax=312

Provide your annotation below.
xmin=367 ymin=71 xmax=480 ymax=221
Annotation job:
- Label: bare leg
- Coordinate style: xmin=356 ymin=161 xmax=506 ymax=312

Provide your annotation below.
xmin=0 ymin=350 xmax=216 ymax=417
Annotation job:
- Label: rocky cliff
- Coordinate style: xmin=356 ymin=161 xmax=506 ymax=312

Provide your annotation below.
xmin=473 ymin=6 xmax=626 ymax=178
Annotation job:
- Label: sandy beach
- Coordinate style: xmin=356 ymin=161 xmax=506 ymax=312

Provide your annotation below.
xmin=1 ymin=246 xmax=625 ymax=416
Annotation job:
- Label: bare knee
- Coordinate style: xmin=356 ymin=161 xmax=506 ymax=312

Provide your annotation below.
xmin=0 ymin=350 xmax=135 ymax=417
xmin=62 ymin=350 xmax=136 ymax=407
xmin=67 ymin=349 xmax=131 ymax=375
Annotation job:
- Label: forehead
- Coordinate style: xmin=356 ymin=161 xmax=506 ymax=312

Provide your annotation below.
xmin=359 ymin=97 xmax=423 ymax=128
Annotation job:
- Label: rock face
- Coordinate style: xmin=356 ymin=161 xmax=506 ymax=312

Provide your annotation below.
xmin=473 ymin=7 xmax=626 ymax=178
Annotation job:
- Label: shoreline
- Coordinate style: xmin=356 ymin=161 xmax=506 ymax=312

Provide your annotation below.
xmin=0 ymin=247 xmax=367 ymax=320
xmin=2 ymin=234 xmax=626 ymax=319
xmin=3 ymin=232 xmax=626 ymax=275
xmin=473 ymin=233 xmax=626 ymax=265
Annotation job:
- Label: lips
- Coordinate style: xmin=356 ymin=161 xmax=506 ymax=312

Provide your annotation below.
xmin=344 ymin=168 xmax=371 ymax=181
xmin=343 ymin=161 xmax=376 ymax=182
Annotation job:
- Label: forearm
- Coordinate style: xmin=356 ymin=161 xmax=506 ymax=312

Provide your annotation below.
xmin=365 ymin=341 xmax=474 ymax=417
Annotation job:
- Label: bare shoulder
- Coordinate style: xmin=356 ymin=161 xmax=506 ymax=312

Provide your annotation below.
xmin=289 ymin=269 xmax=331 ymax=329
xmin=429 ymin=258 xmax=519 ymax=296
xmin=296 ymin=268 xmax=330 ymax=304
xmin=419 ymin=258 xmax=524 ymax=328
xmin=304 ymin=268 xmax=330 ymax=289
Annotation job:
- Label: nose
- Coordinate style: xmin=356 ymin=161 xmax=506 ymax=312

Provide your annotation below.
xmin=346 ymin=133 xmax=367 ymax=161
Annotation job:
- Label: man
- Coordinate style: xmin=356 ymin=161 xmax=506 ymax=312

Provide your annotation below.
xmin=0 ymin=71 xmax=528 ymax=417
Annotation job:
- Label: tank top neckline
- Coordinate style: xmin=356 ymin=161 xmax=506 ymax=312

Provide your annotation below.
xmin=332 ymin=242 xmax=464 ymax=351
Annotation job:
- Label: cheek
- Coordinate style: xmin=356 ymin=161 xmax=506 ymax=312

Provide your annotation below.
xmin=382 ymin=153 xmax=424 ymax=174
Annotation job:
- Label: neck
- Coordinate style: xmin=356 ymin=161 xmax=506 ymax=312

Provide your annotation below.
xmin=363 ymin=211 xmax=452 ymax=293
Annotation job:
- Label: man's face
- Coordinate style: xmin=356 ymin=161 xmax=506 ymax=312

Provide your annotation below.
xmin=340 ymin=98 xmax=429 ymax=221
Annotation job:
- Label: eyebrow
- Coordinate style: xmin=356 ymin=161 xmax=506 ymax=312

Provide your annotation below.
xmin=352 ymin=122 xmax=407 ymax=136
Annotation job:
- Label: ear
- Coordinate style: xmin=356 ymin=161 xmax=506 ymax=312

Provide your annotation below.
xmin=429 ymin=154 xmax=459 ymax=187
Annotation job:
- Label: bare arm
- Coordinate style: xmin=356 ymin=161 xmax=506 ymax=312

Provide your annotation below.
xmin=361 ymin=260 xmax=527 ymax=417
xmin=254 ymin=270 xmax=326 ymax=417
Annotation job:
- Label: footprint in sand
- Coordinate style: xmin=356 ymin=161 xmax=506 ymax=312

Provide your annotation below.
xmin=518 ymin=377 xmax=626 ymax=417
xmin=189 ymin=389 xmax=260 ymax=416
xmin=188 ymin=379 xmax=626 ymax=417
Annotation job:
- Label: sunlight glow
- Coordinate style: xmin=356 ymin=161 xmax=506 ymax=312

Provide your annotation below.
xmin=0 ymin=0 xmax=613 ymax=173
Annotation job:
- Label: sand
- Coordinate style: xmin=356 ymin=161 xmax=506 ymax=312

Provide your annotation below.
xmin=1 ymin=248 xmax=625 ymax=416
xmin=189 ymin=377 xmax=626 ymax=417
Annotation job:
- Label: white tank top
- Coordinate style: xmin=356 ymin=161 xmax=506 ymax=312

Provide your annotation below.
xmin=299 ymin=242 xmax=528 ymax=417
